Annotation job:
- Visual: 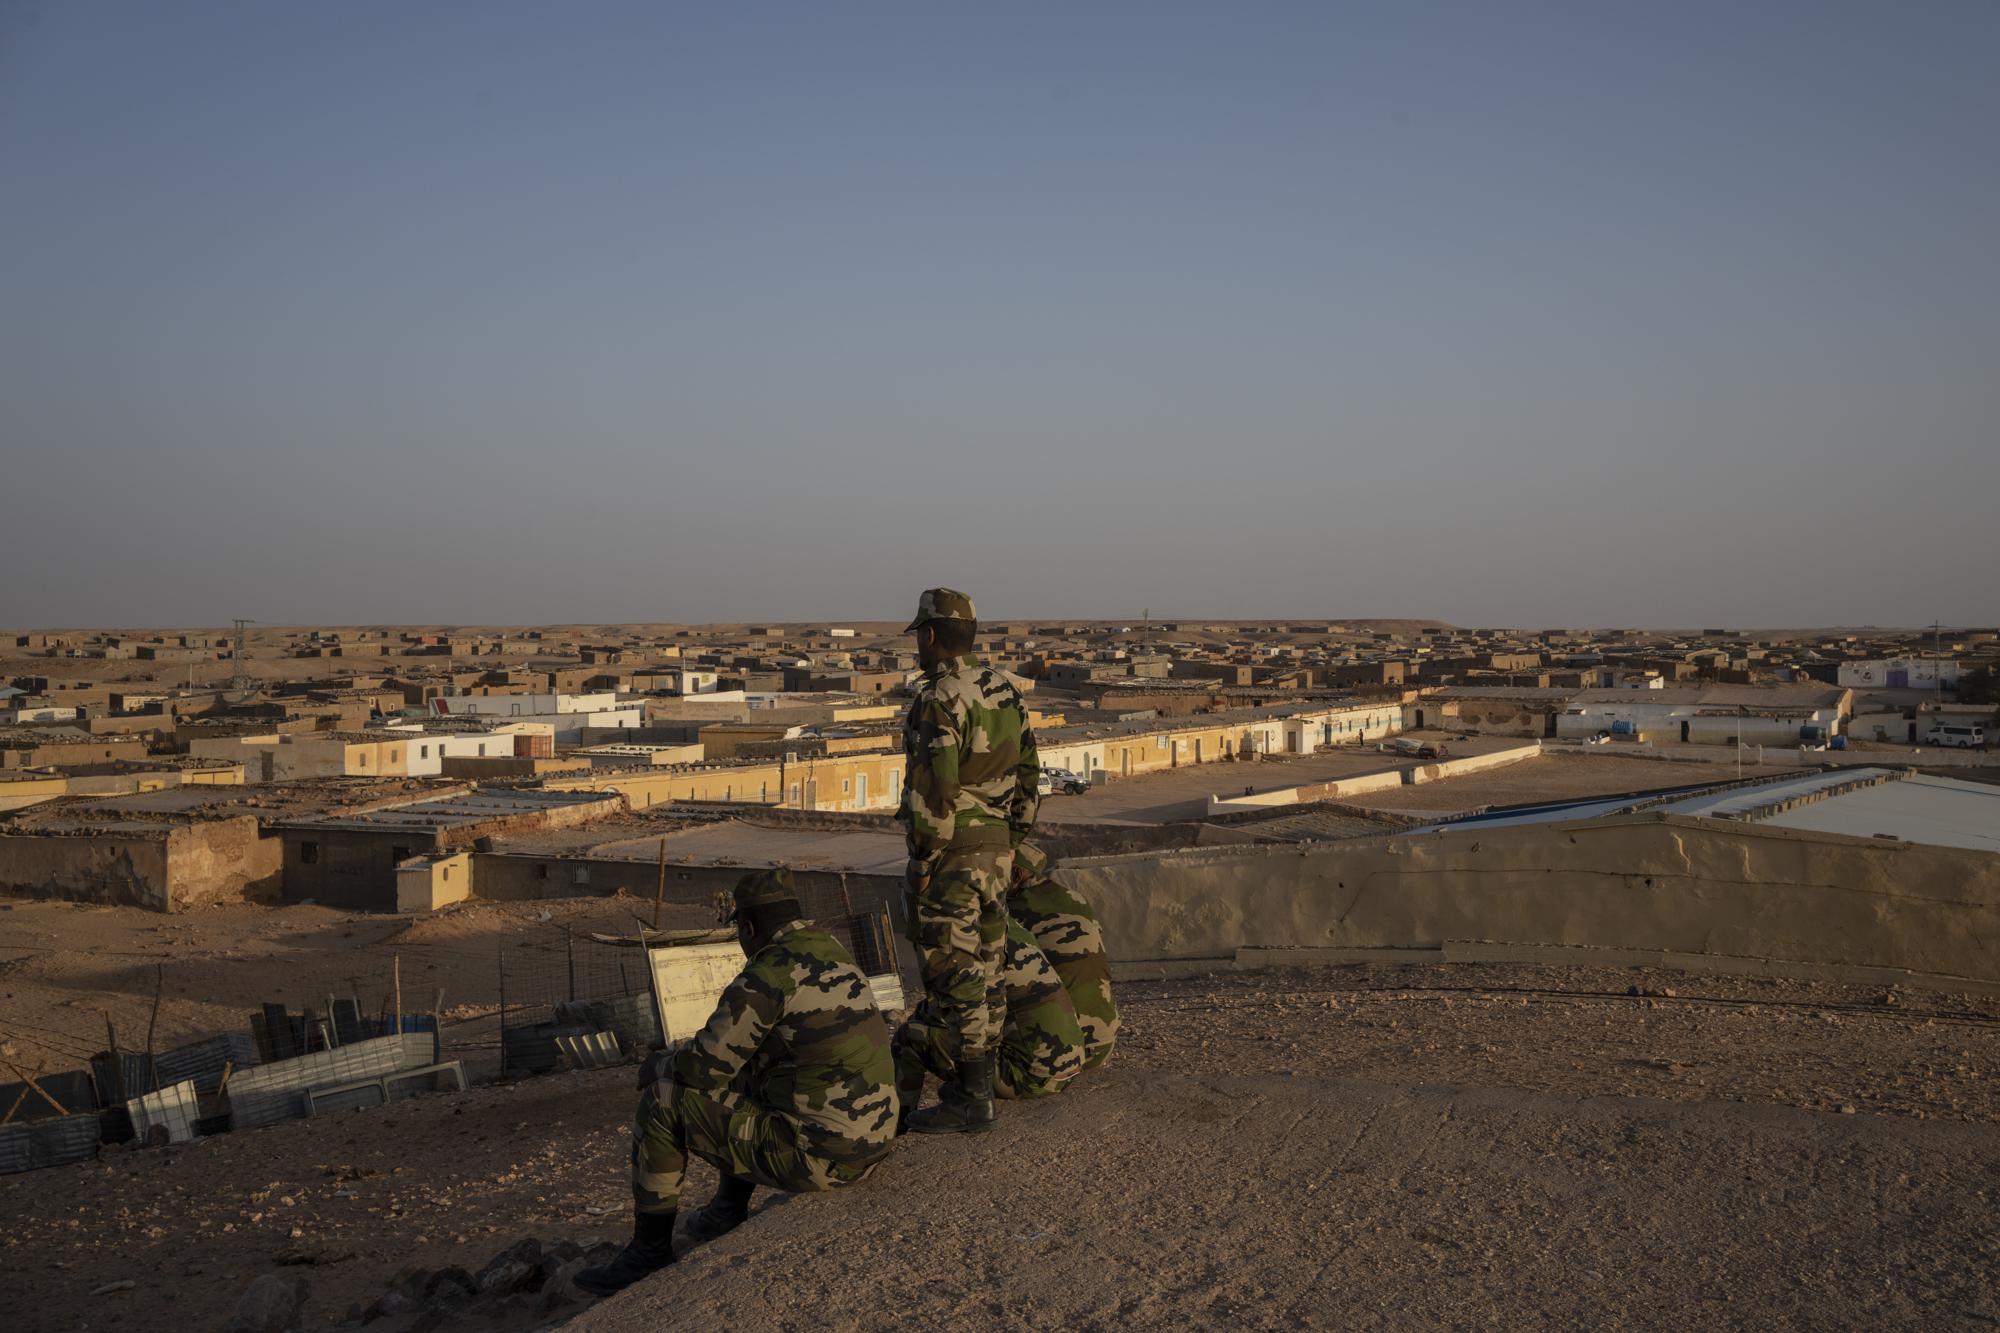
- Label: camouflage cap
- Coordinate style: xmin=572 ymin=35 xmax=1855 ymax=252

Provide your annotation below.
xmin=1012 ymin=841 xmax=1051 ymax=880
xmin=904 ymin=587 xmax=977 ymax=633
xmin=716 ymin=866 xmax=801 ymax=924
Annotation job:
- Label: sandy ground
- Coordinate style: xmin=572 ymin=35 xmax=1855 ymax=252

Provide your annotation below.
xmin=0 ymin=897 xmax=715 ymax=1080
xmin=2 ymin=960 xmax=1996 ymax=1330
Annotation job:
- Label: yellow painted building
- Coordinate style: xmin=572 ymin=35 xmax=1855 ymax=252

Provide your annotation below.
xmin=548 ymin=749 xmax=905 ymax=813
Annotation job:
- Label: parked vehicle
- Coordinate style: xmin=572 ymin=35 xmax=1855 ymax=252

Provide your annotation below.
xmin=1926 ymin=722 xmax=1988 ymax=749
xmin=1037 ymin=766 xmax=1089 ymax=795
xmin=1416 ymin=741 xmax=1451 ymax=760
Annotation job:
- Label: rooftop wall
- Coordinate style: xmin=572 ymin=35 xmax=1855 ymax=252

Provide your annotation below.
xmin=1064 ymin=813 xmax=2000 ymax=989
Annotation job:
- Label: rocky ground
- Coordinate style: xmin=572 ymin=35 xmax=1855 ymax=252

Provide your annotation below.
xmin=1 ymin=960 xmax=1996 ymax=1330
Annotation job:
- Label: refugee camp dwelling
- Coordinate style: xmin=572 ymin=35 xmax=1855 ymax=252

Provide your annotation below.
xmin=272 ymin=788 xmax=621 ymax=910
xmin=1555 ymin=684 xmax=1851 ymax=746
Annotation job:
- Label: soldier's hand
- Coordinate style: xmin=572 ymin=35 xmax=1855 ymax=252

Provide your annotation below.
xmin=905 ymin=863 xmax=931 ymax=895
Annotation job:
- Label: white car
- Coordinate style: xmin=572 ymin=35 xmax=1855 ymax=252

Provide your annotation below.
xmin=1038 ymin=766 xmax=1088 ymax=795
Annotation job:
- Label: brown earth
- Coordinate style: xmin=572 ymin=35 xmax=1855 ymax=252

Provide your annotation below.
xmin=0 ymin=896 xmax=716 ymax=1082
xmin=2 ymin=960 xmax=1997 ymax=1330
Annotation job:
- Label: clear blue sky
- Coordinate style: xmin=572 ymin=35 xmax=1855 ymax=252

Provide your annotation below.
xmin=3 ymin=1 xmax=1994 ymax=629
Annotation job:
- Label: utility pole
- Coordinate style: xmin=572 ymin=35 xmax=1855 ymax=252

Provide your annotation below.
xmin=1933 ymin=620 xmax=1944 ymax=705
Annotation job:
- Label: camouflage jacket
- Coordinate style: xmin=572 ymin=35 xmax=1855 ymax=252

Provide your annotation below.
xmin=1011 ymin=875 xmax=1120 ymax=1068
xmin=999 ymin=918 xmax=1085 ymax=1087
xmin=671 ymin=921 xmax=898 ymax=1162
xmin=899 ymin=654 xmax=1040 ymax=871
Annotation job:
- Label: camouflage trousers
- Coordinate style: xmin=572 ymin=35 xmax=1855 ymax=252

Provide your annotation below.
xmin=906 ymin=843 xmax=1012 ymax=1063
xmin=631 ymin=1077 xmax=886 ymax=1216
xmin=894 ymin=1011 xmax=1076 ymax=1102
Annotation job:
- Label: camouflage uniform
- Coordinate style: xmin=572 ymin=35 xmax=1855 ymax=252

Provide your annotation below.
xmin=897 ymin=588 xmax=1040 ymax=1064
xmin=631 ymin=918 xmax=898 ymax=1216
xmin=896 ymin=918 xmax=1084 ymax=1102
xmin=1008 ymin=843 xmax=1119 ymax=1069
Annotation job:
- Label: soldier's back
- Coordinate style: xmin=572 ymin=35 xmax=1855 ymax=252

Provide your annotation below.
xmin=906 ymin=655 xmax=1032 ymax=830
xmin=748 ymin=925 xmax=898 ymax=1152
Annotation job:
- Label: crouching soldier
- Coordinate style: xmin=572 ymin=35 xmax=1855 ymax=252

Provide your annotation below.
xmin=895 ymin=916 xmax=1085 ymax=1123
xmin=577 ymin=868 xmax=899 ymax=1297
xmin=1008 ymin=843 xmax=1119 ymax=1069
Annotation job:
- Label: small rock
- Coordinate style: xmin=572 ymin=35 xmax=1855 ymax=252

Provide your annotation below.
xmin=369 ymin=1287 xmax=422 ymax=1320
xmin=225 ymin=1273 xmax=309 ymax=1333
xmin=91 ymin=1280 xmax=136 ymax=1296
xmin=476 ymin=1260 xmax=536 ymax=1297
xmin=539 ymin=1258 xmax=588 ymax=1311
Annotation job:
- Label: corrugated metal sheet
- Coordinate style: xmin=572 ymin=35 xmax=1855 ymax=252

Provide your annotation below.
xmin=0 ymin=1113 xmax=101 ymax=1175
xmin=555 ymin=1031 xmax=623 ymax=1069
xmin=151 ymin=1033 xmax=259 ymax=1097
xmin=89 ymin=1053 xmax=152 ymax=1105
xmin=0 ymin=1070 xmax=95 ymax=1123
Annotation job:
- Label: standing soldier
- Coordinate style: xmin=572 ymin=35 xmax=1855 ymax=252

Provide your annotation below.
xmin=1008 ymin=842 xmax=1119 ymax=1069
xmin=896 ymin=587 xmax=1040 ymax=1133
xmin=576 ymin=868 xmax=899 ymax=1296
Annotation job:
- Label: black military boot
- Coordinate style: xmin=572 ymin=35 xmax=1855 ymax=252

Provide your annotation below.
xmin=908 ymin=1051 xmax=996 ymax=1135
xmin=681 ymin=1173 xmax=755 ymax=1245
xmin=575 ymin=1209 xmax=676 ymax=1297
xmin=895 ymin=1069 xmax=926 ymax=1136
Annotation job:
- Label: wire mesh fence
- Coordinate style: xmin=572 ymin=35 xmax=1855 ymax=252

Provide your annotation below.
xmin=491 ymin=872 xmax=912 ymax=1077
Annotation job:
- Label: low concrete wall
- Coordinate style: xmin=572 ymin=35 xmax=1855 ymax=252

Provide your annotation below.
xmin=1407 ymin=742 xmax=1541 ymax=785
xmin=1325 ymin=768 xmax=1412 ymax=798
xmin=1203 ymin=744 xmax=1540 ymax=815
xmin=1065 ymin=813 xmax=2000 ymax=989
xmin=1206 ymin=788 xmax=1299 ymax=815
